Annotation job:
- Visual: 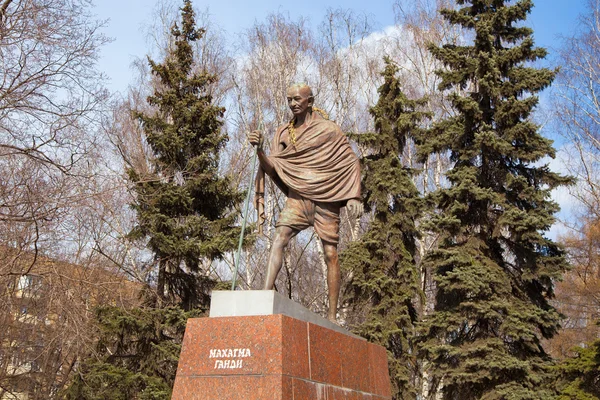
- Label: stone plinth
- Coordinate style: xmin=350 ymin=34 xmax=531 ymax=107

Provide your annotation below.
xmin=171 ymin=291 xmax=392 ymax=400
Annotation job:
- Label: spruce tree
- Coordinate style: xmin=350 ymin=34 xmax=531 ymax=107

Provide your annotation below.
xmin=64 ymin=306 xmax=201 ymax=400
xmin=64 ymin=3 xmax=242 ymax=399
xmin=417 ymin=1 xmax=571 ymax=399
xmin=128 ymin=0 xmax=242 ymax=310
xmin=341 ymin=58 xmax=428 ymax=399
xmin=554 ymin=340 xmax=600 ymax=399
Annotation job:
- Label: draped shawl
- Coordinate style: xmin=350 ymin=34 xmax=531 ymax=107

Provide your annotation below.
xmin=255 ymin=115 xmax=360 ymax=232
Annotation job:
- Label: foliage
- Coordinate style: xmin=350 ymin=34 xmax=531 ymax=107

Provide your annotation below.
xmin=416 ymin=1 xmax=572 ymax=398
xmin=127 ymin=0 xmax=243 ymax=310
xmin=63 ymin=305 xmax=201 ymax=400
xmin=341 ymin=57 xmax=429 ymax=399
xmin=63 ymin=2 xmax=243 ymax=399
xmin=554 ymin=340 xmax=600 ymax=400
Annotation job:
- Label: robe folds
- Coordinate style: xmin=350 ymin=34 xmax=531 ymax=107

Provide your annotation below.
xmin=254 ymin=114 xmax=361 ymax=233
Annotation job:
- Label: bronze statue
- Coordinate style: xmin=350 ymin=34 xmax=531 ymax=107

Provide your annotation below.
xmin=249 ymin=83 xmax=363 ymax=322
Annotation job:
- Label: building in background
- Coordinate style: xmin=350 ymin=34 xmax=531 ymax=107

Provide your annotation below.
xmin=0 ymin=248 xmax=141 ymax=399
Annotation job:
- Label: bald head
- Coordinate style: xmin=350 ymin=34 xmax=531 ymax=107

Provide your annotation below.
xmin=287 ymin=83 xmax=314 ymax=118
xmin=287 ymin=83 xmax=313 ymax=98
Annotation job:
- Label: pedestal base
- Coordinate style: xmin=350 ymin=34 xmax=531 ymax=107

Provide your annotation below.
xmin=171 ymin=291 xmax=392 ymax=400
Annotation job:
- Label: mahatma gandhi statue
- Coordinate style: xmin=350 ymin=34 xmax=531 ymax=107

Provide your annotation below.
xmin=249 ymin=83 xmax=363 ymax=321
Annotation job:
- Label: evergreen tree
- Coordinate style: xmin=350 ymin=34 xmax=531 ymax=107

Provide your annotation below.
xmin=417 ymin=1 xmax=571 ymax=399
xmin=64 ymin=3 xmax=242 ymax=399
xmin=64 ymin=305 xmax=200 ymax=400
xmin=341 ymin=58 xmax=428 ymax=399
xmin=128 ymin=0 xmax=242 ymax=310
xmin=554 ymin=340 xmax=600 ymax=400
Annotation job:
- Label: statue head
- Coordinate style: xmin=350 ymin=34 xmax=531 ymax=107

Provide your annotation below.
xmin=286 ymin=83 xmax=314 ymax=118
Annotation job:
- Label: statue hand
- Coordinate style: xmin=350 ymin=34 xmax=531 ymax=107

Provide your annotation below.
xmin=346 ymin=199 xmax=363 ymax=219
xmin=249 ymin=130 xmax=264 ymax=149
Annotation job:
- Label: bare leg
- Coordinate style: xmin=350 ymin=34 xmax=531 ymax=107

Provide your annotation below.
xmin=322 ymin=240 xmax=340 ymax=322
xmin=263 ymin=225 xmax=298 ymax=290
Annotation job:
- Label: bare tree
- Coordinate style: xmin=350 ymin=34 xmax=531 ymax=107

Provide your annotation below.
xmin=545 ymin=216 xmax=600 ymax=359
xmin=142 ymin=0 xmax=234 ymax=104
xmin=316 ymin=8 xmax=378 ymax=133
xmin=0 ymin=1 xmax=126 ymax=397
xmin=0 ymin=0 xmax=110 ymax=256
xmin=545 ymin=0 xmax=600 ymax=360
xmin=553 ymin=0 xmax=600 ymax=214
xmin=92 ymin=1 xmax=239 ymax=297
xmin=0 ymin=0 xmax=109 ymax=171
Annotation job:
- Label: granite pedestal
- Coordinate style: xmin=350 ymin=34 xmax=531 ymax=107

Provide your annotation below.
xmin=171 ymin=290 xmax=392 ymax=400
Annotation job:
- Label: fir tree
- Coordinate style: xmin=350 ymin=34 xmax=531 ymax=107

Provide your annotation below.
xmin=417 ymin=1 xmax=571 ymax=399
xmin=128 ymin=0 xmax=243 ymax=310
xmin=64 ymin=305 xmax=201 ymax=400
xmin=64 ymin=3 xmax=242 ymax=399
xmin=554 ymin=340 xmax=600 ymax=399
xmin=341 ymin=58 xmax=428 ymax=399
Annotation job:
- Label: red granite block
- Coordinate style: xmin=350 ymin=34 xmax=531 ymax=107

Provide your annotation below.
xmin=338 ymin=333 xmax=371 ymax=392
xmin=328 ymin=387 xmax=374 ymax=400
xmin=308 ymin=322 xmax=343 ymax=386
xmin=326 ymin=386 xmax=341 ymax=400
xmin=282 ymin=375 xmax=294 ymax=399
xmin=328 ymin=387 xmax=346 ymax=400
xmin=176 ymin=315 xmax=284 ymax=377
xmin=347 ymin=390 xmax=365 ymax=400
xmin=368 ymin=342 xmax=392 ymax=398
xmin=172 ymin=375 xmax=285 ymax=400
xmin=281 ymin=316 xmax=310 ymax=379
xmin=291 ymin=377 xmax=321 ymax=399
xmin=172 ymin=314 xmax=392 ymax=400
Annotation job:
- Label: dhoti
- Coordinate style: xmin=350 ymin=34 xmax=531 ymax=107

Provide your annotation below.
xmin=276 ymin=190 xmax=342 ymax=244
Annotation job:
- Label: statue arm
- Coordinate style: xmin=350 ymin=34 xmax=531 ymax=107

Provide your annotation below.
xmin=257 ymin=149 xmax=276 ymax=177
xmin=249 ymin=130 xmax=276 ymax=177
xmin=345 ymin=150 xmax=363 ymax=218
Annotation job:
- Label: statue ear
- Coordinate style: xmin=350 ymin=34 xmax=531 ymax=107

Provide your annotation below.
xmin=308 ymin=96 xmax=314 ymax=107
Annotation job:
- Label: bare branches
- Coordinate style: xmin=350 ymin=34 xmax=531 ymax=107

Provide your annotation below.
xmin=0 ymin=0 xmax=12 ymax=24
xmin=0 ymin=6 xmax=109 ymax=209
xmin=0 ymin=3 xmax=117 ymax=393
xmin=553 ymin=0 xmax=600 ymax=224
xmin=545 ymin=0 xmax=600 ymax=360
xmin=0 ymin=0 xmax=111 ymax=239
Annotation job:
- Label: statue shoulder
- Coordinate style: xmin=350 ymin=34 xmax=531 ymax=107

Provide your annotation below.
xmin=325 ymin=119 xmax=342 ymax=130
xmin=319 ymin=119 xmax=344 ymax=135
xmin=276 ymin=123 xmax=289 ymax=135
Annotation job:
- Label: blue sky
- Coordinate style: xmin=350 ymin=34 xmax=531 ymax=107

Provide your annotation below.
xmin=94 ymin=0 xmax=587 ymax=94
xmin=92 ymin=0 xmax=587 ymax=238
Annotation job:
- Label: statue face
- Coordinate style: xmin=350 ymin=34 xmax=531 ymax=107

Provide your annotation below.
xmin=286 ymin=87 xmax=313 ymax=117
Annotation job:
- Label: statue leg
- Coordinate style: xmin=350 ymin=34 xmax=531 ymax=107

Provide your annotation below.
xmin=321 ymin=240 xmax=340 ymax=322
xmin=263 ymin=225 xmax=298 ymax=290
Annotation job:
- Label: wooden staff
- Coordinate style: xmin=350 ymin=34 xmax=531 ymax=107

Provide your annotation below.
xmin=231 ymin=123 xmax=261 ymax=290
